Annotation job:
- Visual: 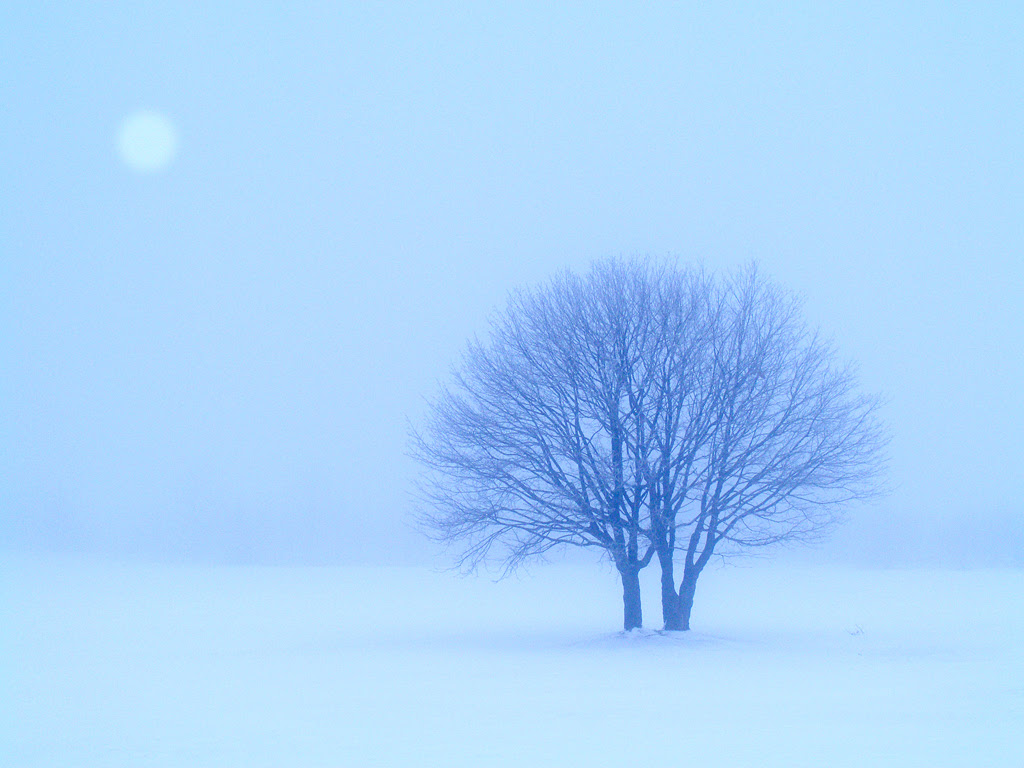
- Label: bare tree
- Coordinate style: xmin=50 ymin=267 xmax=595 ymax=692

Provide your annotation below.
xmin=412 ymin=259 xmax=887 ymax=632
xmin=653 ymin=266 xmax=888 ymax=629
xmin=411 ymin=260 xmax=693 ymax=629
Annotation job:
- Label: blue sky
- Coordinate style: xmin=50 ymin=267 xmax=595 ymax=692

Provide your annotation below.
xmin=2 ymin=2 xmax=1021 ymax=564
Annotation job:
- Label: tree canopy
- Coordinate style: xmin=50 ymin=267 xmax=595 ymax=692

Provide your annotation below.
xmin=412 ymin=259 xmax=887 ymax=630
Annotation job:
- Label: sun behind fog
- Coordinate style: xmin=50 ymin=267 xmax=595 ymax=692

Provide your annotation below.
xmin=117 ymin=110 xmax=178 ymax=173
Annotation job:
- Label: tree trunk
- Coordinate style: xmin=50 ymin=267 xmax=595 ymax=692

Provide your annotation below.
xmin=620 ymin=567 xmax=643 ymax=631
xmin=657 ymin=546 xmax=683 ymax=630
xmin=678 ymin=572 xmax=698 ymax=631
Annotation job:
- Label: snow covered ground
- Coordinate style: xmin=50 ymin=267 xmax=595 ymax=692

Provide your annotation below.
xmin=3 ymin=556 xmax=1022 ymax=767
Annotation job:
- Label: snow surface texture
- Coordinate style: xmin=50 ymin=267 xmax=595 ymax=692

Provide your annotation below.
xmin=3 ymin=558 xmax=1022 ymax=767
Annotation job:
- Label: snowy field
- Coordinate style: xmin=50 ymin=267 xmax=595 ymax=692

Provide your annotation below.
xmin=3 ymin=556 xmax=1022 ymax=767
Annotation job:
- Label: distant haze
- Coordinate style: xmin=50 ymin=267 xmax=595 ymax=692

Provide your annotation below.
xmin=2 ymin=3 xmax=1021 ymax=566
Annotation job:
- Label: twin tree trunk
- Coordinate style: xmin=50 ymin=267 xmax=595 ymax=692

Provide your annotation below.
xmin=623 ymin=552 xmax=701 ymax=632
xmin=619 ymin=564 xmax=700 ymax=631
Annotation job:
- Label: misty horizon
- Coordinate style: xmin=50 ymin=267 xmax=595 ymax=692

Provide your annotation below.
xmin=3 ymin=3 xmax=1021 ymax=568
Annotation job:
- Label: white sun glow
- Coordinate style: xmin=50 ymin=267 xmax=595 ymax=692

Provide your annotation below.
xmin=117 ymin=110 xmax=178 ymax=173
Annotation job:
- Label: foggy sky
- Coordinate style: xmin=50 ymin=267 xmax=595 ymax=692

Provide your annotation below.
xmin=2 ymin=2 xmax=1021 ymax=566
